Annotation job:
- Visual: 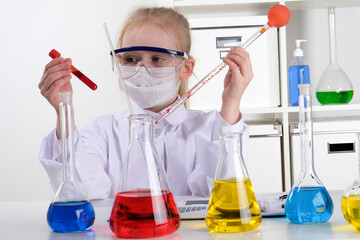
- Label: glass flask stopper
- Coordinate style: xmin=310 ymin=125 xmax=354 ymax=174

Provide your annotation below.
xmin=47 ymin=91 xmax=95 ymax=232
xmin=206 ymin=132 xmax=262 ymax=232
xmin=109 ymin=114 xmax=180 ymax=238
xmin=285 ymin=84 xmax=333 ymax=224
xmin=341 ymin=133 xmax=360 ymax=231
xmin=316 ymin=6 xmax=353 ymax=104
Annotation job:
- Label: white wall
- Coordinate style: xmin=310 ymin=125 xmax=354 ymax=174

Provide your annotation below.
xmin=0 ymin=0 xmax=158 ymax=201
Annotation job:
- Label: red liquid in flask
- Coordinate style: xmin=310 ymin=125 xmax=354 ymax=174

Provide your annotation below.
xmin=109 ymin=190 xmax=180 ymax=238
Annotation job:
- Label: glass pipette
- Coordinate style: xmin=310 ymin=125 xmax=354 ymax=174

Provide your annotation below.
xmin=155 ymin=4 xmax=290 ymax=124
xmin=103 ymin=23 xmax=135 ymax=115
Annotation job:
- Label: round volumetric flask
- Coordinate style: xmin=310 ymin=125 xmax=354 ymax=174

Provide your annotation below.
xmin=285 ymin=84 xmax=333 ymax=224
xmin=341 ymin=134 xmax=360 ymax=231
xmin=316 ymin=6 xmax=353 ymax=105
xmin=47 ymin=92 xmax=95 ymax=232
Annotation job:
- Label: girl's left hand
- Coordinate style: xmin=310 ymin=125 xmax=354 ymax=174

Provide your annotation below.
xmin=221 ymin=47 xmax=254 ymax=124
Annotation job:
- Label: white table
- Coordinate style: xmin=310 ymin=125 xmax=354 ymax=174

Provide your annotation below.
xmin=0 ymin=191 xmax=359 ymax=240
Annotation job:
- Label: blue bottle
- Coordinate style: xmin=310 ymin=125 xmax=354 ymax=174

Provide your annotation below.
xmin=289 ymin=40 xmax=310 ymax=106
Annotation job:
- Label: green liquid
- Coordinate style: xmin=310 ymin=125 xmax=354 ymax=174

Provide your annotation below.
xmin=316 ymin=90 xmax=353 ymax=104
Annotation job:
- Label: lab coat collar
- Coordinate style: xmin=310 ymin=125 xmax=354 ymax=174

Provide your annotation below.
xmin=122 ymin=97 xmax=187 ymax=127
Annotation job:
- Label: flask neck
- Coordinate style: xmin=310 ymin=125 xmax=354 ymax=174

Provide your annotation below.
xmin=59 ymin=91 xmax=75 ymax=183
xmin=298 ymin=84 xmax=316 ymax=175
xmin=328 ymin=6 xmax=337 ymax=64
xmin=216 ymin=133 xmax=249 ymax=180
xmin=120 ymin=114 xmax=171 ymax=194
xmin=128 ymin=114 xmax=154 ymax=143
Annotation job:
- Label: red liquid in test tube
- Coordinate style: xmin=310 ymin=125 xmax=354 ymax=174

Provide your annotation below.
xmin=49 ymin=49 xmax=97 ymax=90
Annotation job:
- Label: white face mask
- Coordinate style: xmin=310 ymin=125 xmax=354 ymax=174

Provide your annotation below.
xmin=121 ymin=66 xmax=180 ymax=109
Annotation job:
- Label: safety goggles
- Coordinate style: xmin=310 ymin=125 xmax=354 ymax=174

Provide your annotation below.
xmin=110 ymin=46 xmax=188 ymax=78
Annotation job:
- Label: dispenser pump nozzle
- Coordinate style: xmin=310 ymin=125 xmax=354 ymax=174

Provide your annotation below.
xmin=294 ymin=39 xmax=307 ymax=57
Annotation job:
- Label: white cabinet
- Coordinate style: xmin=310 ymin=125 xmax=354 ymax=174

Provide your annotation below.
xmin=247 ymin=122 xmax=283 ymax=193
xmin=159 ymin=0 xmax=360 ymax=191
xmin=189 ymin=16 xmax=280 ymax=110
xmin=290 ymin=119 xmax=360 ymax=190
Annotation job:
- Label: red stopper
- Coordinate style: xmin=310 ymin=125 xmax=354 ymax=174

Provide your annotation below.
xmin=267 ymin=4 xmax=291 ymax=28
xmin=49 ymin=49 xmax=61 ymax=59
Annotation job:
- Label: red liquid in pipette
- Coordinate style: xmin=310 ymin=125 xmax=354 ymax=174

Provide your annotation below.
xmin=109 ymin=189 xmax=180 ymax=238
xmin=49 ymin=49 xmax=97 ymax=90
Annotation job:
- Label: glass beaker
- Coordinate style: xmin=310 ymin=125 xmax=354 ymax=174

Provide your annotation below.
xmin=341 ymin=133 xmax=360 ymax=231
xmin=316 ymin=6 xmax=353 ymax=105
xmin=205 ymin=132 xmax=261 ymax=233
xmin=47 ymin=91 xmax=95 ymax=232
xmin=285 ymin=84 xmax=333 ymax=224
xmin=109 ymin=114 xmax=180 ymax=238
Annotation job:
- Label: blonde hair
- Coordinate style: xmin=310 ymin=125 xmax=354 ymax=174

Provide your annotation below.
xmin=118 ymin=7 xmax=191 ymax=108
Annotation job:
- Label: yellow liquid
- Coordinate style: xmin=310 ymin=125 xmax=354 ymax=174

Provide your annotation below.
xmin=341 ymin=195 xmax=360 ymax=231
xmin=206 ymin=178 xmax=262 ymax=232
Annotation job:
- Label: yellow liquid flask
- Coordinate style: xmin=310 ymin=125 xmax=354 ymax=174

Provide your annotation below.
xmin=206 ymin=132 xmax=261 ymax=233
xmin=341 ymin=134 xmax=360 ymax=231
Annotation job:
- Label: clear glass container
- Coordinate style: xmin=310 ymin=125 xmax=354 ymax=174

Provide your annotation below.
xmin=316 ymin=6 xmax=353 ymax=105
xmin=205 ymin=132 xmax=261 ymax=232
xmin=109 ymin=114 xmax=180 ymax=238
xmin=47 ymin=91 xmax=95 ymax=232
xmin=341 ymin=133 xmax=360 ymax=231
xmin=285 ymin=84 xmax=333 ymax=224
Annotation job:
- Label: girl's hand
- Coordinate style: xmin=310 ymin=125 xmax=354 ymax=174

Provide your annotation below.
xmin=220 ymin=47 xmax=253 ymax=124
xmin=38 ymin=57 xmax=73 ymax=113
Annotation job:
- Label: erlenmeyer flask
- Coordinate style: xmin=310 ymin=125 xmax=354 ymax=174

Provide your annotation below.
xmin=341 ymin=133 xmax=360 ymax=231
xmin=109 ymin=114 xmax=180 ymax=238
xmin=205 ymin=132 xmax=261 ymax=232
xmin=316 ymin=6 xmax=353 ymax=105
xmin=285 ymin=84 xmax=333 ymax=224
xmin=47 ymin=91 xmax=95 ymax=232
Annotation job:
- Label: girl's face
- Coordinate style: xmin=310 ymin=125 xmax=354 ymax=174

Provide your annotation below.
xmin=121 ymin=23 xmax=183 ymax=71
xmin=120 ymin=23 xmax=184 ymax=112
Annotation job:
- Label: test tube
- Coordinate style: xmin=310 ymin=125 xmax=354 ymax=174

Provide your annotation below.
xmin=49 ymin=49 xmax=98 ymax=91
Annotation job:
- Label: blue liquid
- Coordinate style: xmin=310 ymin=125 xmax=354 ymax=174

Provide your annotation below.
xmin=47 ymin=200 xmax=95 ymax=232
xmin=289 ymin=65 xmax=310 ymax=106
xmin=285 ymin=187 xmax=333 ymax=224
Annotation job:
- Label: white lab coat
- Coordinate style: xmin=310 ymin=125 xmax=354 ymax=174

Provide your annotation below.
xmin=39 ymin=103 xmax=249 ymax=200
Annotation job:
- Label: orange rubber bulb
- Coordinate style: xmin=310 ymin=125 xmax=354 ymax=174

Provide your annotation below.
xmin=267 ymin=4 xmax=291 ymax=28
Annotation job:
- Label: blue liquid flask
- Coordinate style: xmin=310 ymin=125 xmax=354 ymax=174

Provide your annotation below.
xmin=288 ymin=40 xmax=310 ymax=106
xmin=285 ymin=84 xmax=333 ymax=224
xmin=47 ymin=92 xmax=95 ymax=232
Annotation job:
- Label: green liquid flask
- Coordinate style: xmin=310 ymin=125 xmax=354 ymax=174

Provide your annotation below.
xmin=206 ymin=132 xmax=261 ymax=233
xmin=341 ymin=133 xmax=360 ymax=231
xmin=316 ymin=6 xmax=353 ymax=105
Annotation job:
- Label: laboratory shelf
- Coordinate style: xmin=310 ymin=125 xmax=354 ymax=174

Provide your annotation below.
xmin=166 ymin=0 xmax=360 ymax=194
xmin=238 ymin=104 xmax=360 ymax=114
xmin=288 ymin=103 xmax=360 ymax=113
xmin=171 ymin=0 xmax=360 ymax=9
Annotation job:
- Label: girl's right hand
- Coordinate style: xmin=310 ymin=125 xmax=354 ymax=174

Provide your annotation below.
xmin=38 ymin=57 xmax=73 ymax=113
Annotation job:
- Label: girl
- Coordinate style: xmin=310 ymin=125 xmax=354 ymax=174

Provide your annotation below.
xmin=38 ymin=7 xmax=253 ymax=199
